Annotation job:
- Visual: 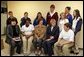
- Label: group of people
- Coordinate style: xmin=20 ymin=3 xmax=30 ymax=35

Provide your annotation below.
xmin=5 ymin=4 xmax=82 ymax=56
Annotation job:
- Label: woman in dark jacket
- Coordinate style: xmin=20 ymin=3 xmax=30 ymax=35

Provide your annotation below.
xmin=5 ymin=18 xmax=22 ymax=56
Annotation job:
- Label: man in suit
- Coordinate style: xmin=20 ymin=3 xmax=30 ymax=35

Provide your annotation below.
xmin=43 ymin=19 xmax=59 ymax=56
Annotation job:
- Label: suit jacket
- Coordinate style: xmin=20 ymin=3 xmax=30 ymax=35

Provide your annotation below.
xmin=46 ymin=25 xmax=59 ymax=42
xmin=46 ymin=12 xmax=58 ymax=25
xmin=5 ymin=25 xmax=22 ymax=44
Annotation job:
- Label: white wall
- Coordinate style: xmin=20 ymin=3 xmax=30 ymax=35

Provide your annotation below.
xmin=7 ymin=1 xmax=83 ymax=48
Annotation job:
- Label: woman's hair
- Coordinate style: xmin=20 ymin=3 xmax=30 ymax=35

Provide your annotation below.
xmin=36 ymin=12 xmax=43 ymax=19
xmin=60 ymin=12 xmax=66 ymax=19
xmin=50 ymin=4 xmax=55 ymax=9
xmin=73 ymin=9 xmax=81 ymax=19
xmin=64 ymin=23 xmax=72 ymax=29
xmin=8 ymin=11 xmax=13 ymax=14
xmin=11 ymin=17 xmax=18 ymax=24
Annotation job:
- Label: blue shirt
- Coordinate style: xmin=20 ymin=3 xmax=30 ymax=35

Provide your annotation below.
xmin=66 ymin=13 xmax=72 ymax=25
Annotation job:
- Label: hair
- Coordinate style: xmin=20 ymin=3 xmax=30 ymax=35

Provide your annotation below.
xmin=60 ymin=12 xmax=66 ymax=19
xmin=24 ymin=12 xmax=28 ymax=15
xmin=11 ymin=17 xmax=18 ymax=24
xmin=8 ymin=11 xmax=13 ymax=14
xmin=25 ymin=18 xmax=31 ymax=24
xmin=64 ymin=23 xmax=72 ymax=29
xmin=74 ymin=9 xmax=81 ymax=19
xmin=66 ymin=7 xmax=71 ymax=11
xmin=50 ymin=4 xmax=55 ymax=9
xmin=36 ymin=12 xmax=43 ymax=19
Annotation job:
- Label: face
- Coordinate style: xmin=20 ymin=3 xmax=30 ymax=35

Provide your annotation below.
xmin=25 ymin=20 xmax=29 ymax=26
xmin=64 ymin=25 xmax=69 ymax=31
xmin=39 ymin=20 xmax=43 ymax=25
xmin=65 ymin=8 xmax=69 ymax=13
xmin=24 ymin=13 xmax=28 ymax=18
xmin=60 ymin=13 xmax=65 ymax=19
xmin=9 ymin=13 xmax=13 ymax=17
xmin=73 ymin=11 xmax=76 ymax=17
xmin=50 ymin=8 xmax=55 ymax=13
xmin=11 ymin=21 xmax=16 ymax=26
xmin=50 ymin=19 xmax=56 ymax=26
xmin=38 ymin=13 xmax=42 ymax=19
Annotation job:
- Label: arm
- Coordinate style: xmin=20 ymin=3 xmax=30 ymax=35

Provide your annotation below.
xmin=75 ymin=19 xmax=82 ymax=35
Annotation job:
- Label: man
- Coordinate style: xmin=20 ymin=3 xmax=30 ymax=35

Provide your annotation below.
xmin=20 ymin=12 xmax=31 ymax=27
xmin=65 ymin=7 xmax=72 ymax=25
xmin=46 ymin=4 xmax=58 ymax=26
xmin=6 ymin=11 xmax=17 ymax=26
xmin=54 ymin=23 xmax=74 ymax=56
xmin=43 ymin=19 xmax=59 ymax=56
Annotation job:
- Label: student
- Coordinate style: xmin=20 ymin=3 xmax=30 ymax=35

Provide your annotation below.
xmin=58 ymin=12 xmax=69 ymax=31
xmin=6 ymin=18 xmax=22 ymax=56
xmin=21 ymin=18 xmax=34 ymax=56
xmin=65 ymin=7 xmax=72 ymax=25
xmin=72 ymin=9 xmax=82 ymax=54
xmin=54 ymin=23 xmax=74 ymax=56
xmin=6 ymin=11 xmax=17 ymax=26
xmin=46 ymin=4 xmax=58 ymax=25
xmin=43 ymin=19 xmax=59 ymax=56
xmin=20 ymin=12 xmax=31 ymax=27
xmin=33 ymin=19 xmax=46 ymax=56
xmin=33 ymin=12 xmax=46 ymax=26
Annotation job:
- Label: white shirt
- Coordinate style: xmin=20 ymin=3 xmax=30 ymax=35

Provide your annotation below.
xmin=72 ymin=17 xmax=80 ymax=32
xmin=51 ymin=26 xmax=54 ymax=31
xmin=50 ymin=11 xmax=55 ymax=17
xmin=21 ymin=24 xmax=34 ymax=35
xmin=59 ymin=19 xmax=69 ymax=31
xmin=59 ymin=29 xmax=74 ymax=42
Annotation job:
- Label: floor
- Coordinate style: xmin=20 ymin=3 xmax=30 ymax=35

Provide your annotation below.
xmin=1 ymin=35 xmax=83 ymax=56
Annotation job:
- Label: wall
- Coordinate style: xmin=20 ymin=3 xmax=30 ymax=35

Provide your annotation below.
xmin=7 ymin=1 xmax=83 ymax=48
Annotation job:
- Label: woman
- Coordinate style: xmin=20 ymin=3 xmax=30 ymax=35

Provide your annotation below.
xmin=6 ymin=18 xmax=22 ymax=56
xmin=58 ymin=12 xmax=69 ymax=31
xmin=46 ymin=4 xmax=58 ymax=25
xmin=33 ymin=12 xmax=46 ymax=26
xmin=43 ymin=19 xmax=59 ymax=56
xmin=21 ymin=18 xmax=34 ymax=56
xmin=33 ymin=19 xmax=46 ymax=56
xmin=72 ymin=9 xmax=82 ymax=54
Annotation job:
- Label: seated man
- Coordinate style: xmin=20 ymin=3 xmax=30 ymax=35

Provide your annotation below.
xmin=43 ymin=19 xmax=59 ymax=56
xmin=21 ymin=18 xmax=34 ymax=56
xmin=54 ymin=23 xmax=74 ymax=56
xmin=6 ymin=18 xmax=22 ymax=56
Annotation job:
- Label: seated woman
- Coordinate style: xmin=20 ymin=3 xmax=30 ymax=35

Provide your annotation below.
xmin=6 ymin=18 xmax=22 ymax=56
xmin=33 ymin=12 xmax=47 ymax=26
xmin=58 ymin=12 xmax=69 ymax=32
xmin=43 ymin=19 xmax=59 ymax=56
xmin=33 ymin=19 xmax=46 ymax=56
xmin=54 ymin=23 xmax=74 ymax=56
xmin=21 ymin=18 xmax=34 ymax=56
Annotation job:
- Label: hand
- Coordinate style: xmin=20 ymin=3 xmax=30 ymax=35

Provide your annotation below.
xmin=50 ymin=36 xmax=54 ymax=39
xmin=46 ymin=39 xmax=51 ymax=41
xmin=12 ymin=38 xmax=16 ymax=41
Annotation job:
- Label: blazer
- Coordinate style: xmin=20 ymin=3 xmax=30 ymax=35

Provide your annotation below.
xmin=5 ymin=25 xmax=22 ymax=44
xmin=46 ymin=12 xmax=58 ymax=25
xmin=74 ymin=18 xmax=82 ymax=35
xmin=46 ymin=25 xmax=59 ymax=42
